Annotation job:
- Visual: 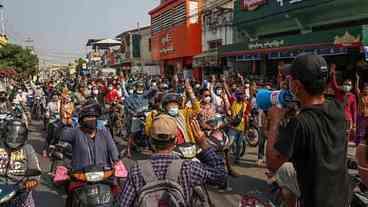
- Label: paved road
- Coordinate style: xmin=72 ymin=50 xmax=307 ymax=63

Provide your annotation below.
xmin=28 ymin=120 xmax=268 ymax=207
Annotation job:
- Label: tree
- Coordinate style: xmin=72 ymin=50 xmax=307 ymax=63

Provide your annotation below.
xmin=0 ymin=44 xmax=39 ymax=76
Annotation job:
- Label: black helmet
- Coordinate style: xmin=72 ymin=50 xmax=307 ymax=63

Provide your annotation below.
xmin=2 ymin=119 xmax=28 ymax=149
xmin=161 ymin=93 xmax=180 ymax=109
xmin=79 ymin=100 xmax=101 ymax=120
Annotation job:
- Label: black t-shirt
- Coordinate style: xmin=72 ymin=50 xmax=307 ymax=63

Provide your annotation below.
xmin=275 ymin=99 xmax=350 ymax=207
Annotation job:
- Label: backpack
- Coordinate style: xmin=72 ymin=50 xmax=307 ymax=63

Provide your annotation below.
xmin=136 ymin=159 xmax=187 ymax=207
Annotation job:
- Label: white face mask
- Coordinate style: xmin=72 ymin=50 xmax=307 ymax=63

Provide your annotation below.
xmin=93 ymin=90 xmax=99 ymax=95
xmin=216 ymin=89 xmax=222 ymax=96
xmin=168 ymin=107 xmax=179 ymax=116
xmin=128 ymin=89 xmax=134 ymax=94
xmin=108 ymin=87 xmax=113 ymax=91
xmin=203 ymin=96 xmax=212 ymax=103
xmin=245 ymin=84 xmax=250 ymax=88
xmin=343 ymin=85 xmax=352 ymax=92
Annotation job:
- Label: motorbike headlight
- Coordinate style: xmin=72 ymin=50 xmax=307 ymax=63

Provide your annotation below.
xmin=0 ymin=190 xmax=16 ymax=203
xmin=179 ymin=145 xmax=197 ymax=159
xmin=85 ymin=172 xmax=105 ymax=182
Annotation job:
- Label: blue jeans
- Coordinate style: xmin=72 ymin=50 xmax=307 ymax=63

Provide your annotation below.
xmin=227 ymin=128 xmax=244 ymax=162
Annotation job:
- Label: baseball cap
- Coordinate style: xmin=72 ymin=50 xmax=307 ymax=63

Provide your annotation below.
xmin=282 ymin=53 xmax=329 ymax=85
xmin=151 ymin=114 xmax=177 ymax=142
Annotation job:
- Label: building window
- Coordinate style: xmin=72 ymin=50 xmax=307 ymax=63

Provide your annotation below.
xmin=148 ymin=38 xmax=152 ymax=52
xmin=151 ymin=1 xmax=186 ymax=34
xmin=208 ymin=39 xmax=222 ymax=49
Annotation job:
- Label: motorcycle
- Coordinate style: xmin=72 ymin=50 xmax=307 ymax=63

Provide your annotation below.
xmin=48 ymin=141 xmax=73 ymax=184
xmin=0 ymin=169 xmax=42 ymax=205
xmin=173 ymin=143 xmax=200 ymax=161
xmin=128 ymin=105 xmax=150 ymax=153
xmin=67 ymin=164 xmax=123 ymax=207
xmin=245 ymin=109 xmax=260 ymax=147
xmin=32 ymin=96 xmax=44 ymax=121
xmin=26 ymin=95 xmax=34 ymax=109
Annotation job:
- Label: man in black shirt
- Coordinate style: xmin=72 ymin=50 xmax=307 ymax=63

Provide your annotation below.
xmin=267 ymin=53 xmax=350 ymax=207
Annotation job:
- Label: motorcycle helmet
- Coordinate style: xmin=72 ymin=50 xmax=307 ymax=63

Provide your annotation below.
xmin=79 ymin=100 xmax=102 ymax=120
xmin=135 ymin=81 xmax=145 ymax=94
xmin=2 ymin=119 xmax=28 ymax=150
xmin=160 ymin=93 xmax=180 ymax=110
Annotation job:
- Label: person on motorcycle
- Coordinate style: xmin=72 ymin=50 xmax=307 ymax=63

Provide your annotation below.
xmin=43 ymin=95 xmax=62 ymax=156
xmin=104 ymin=84 xmax=121 ymax=105
xmin=34 ymin=85 xmax=44 ymax=98
xmin=145 ymin=80 xmax=200 ymax=145
xmin=0 ymin=119 xmax=41 ymax=207
xmin=0 ymin=87 xmax=10 ymax=113
xmin=61 ymin=100 xmax=119 ymax=171
xmin=14 ymin=89 xmax=27 ymax=106
xmin=74 ymin=85 xmax=88 ymax=105
xmin=124 ymin=80 xmax=157 ymax=158
xmin=119 ymin=114 xmax=227 ymax=206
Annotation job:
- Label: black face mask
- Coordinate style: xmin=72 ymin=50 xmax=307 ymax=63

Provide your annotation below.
xmin=80 ymin=119 xmax=97 ymax=130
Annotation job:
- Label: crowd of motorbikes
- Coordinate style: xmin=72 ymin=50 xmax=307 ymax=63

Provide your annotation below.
xmin=2 ymin=79 xmax=368 ymax=207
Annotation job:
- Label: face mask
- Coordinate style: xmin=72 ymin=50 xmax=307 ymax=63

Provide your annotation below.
xmin=136 ymin=90 xmax=144 ymax=95
xmin=108 ymin=87 xmax=113 ymax=91
xmin=152 ymin=82 xmax=157 ymax=87
xmin=168 ymin=107 xmax=179 ymax=117
xmin=216 ymin=89 xmax=222 ymax=96
xmin=93 ymin=90 xmax=99 ymax=95
xmin=81 ymin=119 xmax=97 ymax=130
xmin=343 ymin=85 xmax=352 ymax=92
xmin=195 ymin=84 xmax=201 ymax=89
xmin=203 ymin=96 xmax=212 ymax=103
xmin=245 ymin=84 xmax=250 ymax=88
xmin=128 ymin=89 xmax=134 ymax=94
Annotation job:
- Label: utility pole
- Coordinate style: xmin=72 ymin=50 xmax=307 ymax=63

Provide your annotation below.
xmin=0 ymin=2 xmax=6 ymax=36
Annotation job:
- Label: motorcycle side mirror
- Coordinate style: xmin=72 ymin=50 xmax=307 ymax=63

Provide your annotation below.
xmin=25 ymin=169 xmax=42 ymax=177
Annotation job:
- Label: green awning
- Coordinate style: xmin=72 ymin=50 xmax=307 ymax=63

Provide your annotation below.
xmin=220 ymin=25 xmax=365 ymax=57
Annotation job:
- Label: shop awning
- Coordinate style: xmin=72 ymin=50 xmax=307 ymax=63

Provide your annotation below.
xmin=219 ymin=25 xmax=368 ymax=58
xmin=193 ymin=50 xmax=219 ymax=67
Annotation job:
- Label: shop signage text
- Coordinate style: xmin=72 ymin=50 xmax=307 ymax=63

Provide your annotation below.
xmin=240 ymin=0 xmax=267 ymax=11
xmin=276 ymin=0 xmax=304 ymax=7
xmin=160 ymin=33 xmax=175 ymax=54
xmin=249 ymin=40 xmax=285 ymax=49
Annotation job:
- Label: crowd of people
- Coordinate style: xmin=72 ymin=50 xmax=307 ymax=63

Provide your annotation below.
xmin=0 ymin=53 xmax=366 ymax=207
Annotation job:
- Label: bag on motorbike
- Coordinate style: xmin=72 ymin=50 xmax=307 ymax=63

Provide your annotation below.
xmin=136 ymin=159 xmax=187 ymax=207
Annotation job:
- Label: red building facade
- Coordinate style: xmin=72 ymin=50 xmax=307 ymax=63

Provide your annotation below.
xmin=149 ymin=0 xmax=202 ymax=80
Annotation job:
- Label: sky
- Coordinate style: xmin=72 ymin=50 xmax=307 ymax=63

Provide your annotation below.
xmin=3 ymin=0 xmax=159 ymax=64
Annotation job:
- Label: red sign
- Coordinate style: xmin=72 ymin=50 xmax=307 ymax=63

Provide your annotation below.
xmin=240 ymin=0 xmax=267 ymax=11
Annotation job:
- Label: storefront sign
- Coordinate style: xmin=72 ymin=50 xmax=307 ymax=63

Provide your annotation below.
xmin=160 ymin=33 xmax=175 ymax=54
xmin=249 ymin=40 xmax=285 ymax=49
xmin=220 ymin=25 xmax=365 ymax=56
xmin=236 ymin=0 xmax=334 ymax=23
xmin=240 ymin=0 xmax=267 ymax=11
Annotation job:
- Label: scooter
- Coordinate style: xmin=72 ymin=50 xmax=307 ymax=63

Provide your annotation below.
xmin=245 ymin=109 xmax=260 ymax=147
xmin=67 ymin=163 xmax=127 ymax=207
xmin=0 ymin=169 xmax=42 ymax=205
xmin=32 ymin=96 xmax=44 ymax=121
